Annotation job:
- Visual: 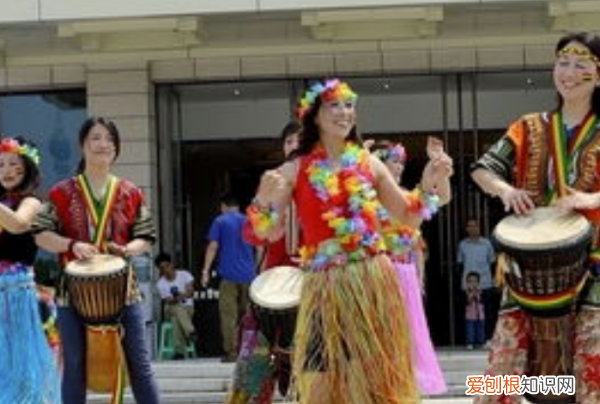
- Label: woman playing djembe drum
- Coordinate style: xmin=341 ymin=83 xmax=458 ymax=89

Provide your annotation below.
xmin=0 ymin=136 xmax=61 ymax=404
xmin=472 ymin=31 xmax=600 ymax=404
xmin=246 ymin=78 xmax=453 ymax=404
xmin=33 ymin=117 xmax=161 ymax=404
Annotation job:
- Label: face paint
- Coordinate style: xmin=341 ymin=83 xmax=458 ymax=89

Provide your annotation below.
xmin=582 ymin=72 xmax=595 ymax=82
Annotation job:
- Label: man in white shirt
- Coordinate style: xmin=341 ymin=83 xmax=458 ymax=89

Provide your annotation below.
xmin=155 ymin=252 xmax=196 ymax=359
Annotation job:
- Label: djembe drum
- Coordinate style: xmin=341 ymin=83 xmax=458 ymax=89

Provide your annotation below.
xmin=250 ymin=266 xmax=304 ymax=350
xmin=493 ymin=207 xmax=593 ymax=404
xmin=249 ymin=266 xmax=304 ymax=397
xmin=65 ymin=254 xmax=130 ymax=393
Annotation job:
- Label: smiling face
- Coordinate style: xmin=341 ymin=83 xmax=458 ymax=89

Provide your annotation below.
xmin=315 ymin=98 xmax=357 ymax=141
xmin=82 ymin=123 xmax=117 ymax=168
xmin=0 ymin=153 xmax=26 ymax=191
xmin=554 ymin=41 xmax=600 ymax=105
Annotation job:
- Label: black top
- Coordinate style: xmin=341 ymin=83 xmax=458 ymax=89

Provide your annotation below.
xmin=0 ymin=198 xmax=38 ymax=266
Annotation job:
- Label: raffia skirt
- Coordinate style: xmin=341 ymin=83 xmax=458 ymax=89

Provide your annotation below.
xmin=292 ymin=254 xmax=419 ymax=404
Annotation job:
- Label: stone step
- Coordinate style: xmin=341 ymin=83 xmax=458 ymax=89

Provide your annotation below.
xmin=88 ymin=393 xmax=482 ymax=404
xmin=87 ymin=350 xmax=489 ymax=402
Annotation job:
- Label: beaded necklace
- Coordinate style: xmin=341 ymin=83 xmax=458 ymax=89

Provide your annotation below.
xmin=301 ymin=141 xmax=387 ymax=271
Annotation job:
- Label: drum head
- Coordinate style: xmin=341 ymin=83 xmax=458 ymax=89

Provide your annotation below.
xmin=250 ymin=266 xmax=304 ymax=310
xmin=493 ymin=206 xmax=591 ymax=250
xmin=65 ymin=254 xmax=127 ymax=277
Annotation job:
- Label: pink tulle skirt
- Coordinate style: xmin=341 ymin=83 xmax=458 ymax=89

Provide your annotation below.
xmin=396 ymin=261 xmax=448 ymax=395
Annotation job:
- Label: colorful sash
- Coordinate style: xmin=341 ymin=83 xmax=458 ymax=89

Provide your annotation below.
xmin=76 ymin=174 xmax=120 ymax=250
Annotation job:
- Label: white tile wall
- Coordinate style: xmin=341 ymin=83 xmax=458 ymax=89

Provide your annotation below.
xmin=195 ymin=57 xmax=241 ymax=79
xmin=151 ymin=59 xmax=195 ymax=82
xmin=88 ymin=70 xmax=150 ymax=95
xmin=288 ymin=54 xmax=335 ymax=76
xmin=88 ymin=93 xmax=152 ymax=118
xmin=431 ymin=48 xmax=476 ymax=72
xmin=7 ymin=66 xmax=52 ymax=88
xmin=383 ymin=49 xmax=430 ymax=73
xmin=51 ymin=65 xmax=86 ymax=86
xmin=335 ymin=52 xmax=383 ymax=74
xmin=241 ymin=56 xmax=287 ymax=78
xmin=477 ymin=46 xmax=524 ymax=69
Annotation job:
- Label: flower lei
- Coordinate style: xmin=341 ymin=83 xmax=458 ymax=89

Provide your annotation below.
xmin=0 ymin=137 xmax=40 ymax=165
xmin=300 ymin=142 xmax=387 ymax=271
xmin=247 ymin=201 xmax=279 ymax=239
xmin=373 ymin=143 xmax=407 ymax=164
xmin=380 ymin=209 xmax=422 ymax=261
xmin=406 ymin=186 xmax=440 ymax=220
xmin=297 ymin=79 xmax=358 ymax=120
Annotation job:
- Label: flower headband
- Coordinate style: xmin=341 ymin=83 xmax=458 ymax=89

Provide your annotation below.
xmin=373 ymin=143 xmax=406 ymax=163
xmin=297 ymin=79 xmax=358 ymax=119
xmin=0 ymin=137 xmax=40 ymax=165
xmin=557 ymin=45 xmax=600 ymax=66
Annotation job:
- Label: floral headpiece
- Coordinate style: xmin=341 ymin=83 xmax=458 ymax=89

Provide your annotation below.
xmin=296 ymin=79 xmax=358 ymax=119
xmin=557 ymin=45 xmax=600 ymax=66
xmin=373 ymin=143 xmax=406 ymax=163
xmin=0 ymin=137 xmax=40 ymax=165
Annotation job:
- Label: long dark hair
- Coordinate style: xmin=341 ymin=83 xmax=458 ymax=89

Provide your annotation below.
xmin=76 ymin=116 xmax=121 ymax=174
xmin=555 ymin=31 xmax=600 ymax=116
xmin=293 ymin=79 xmax=362 ymax=157
xmin=0 ymin=136 xmax=40 ymax=200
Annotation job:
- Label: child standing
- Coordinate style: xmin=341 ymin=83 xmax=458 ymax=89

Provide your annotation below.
xmin=465 ymin=271 xmax=485 ymax=349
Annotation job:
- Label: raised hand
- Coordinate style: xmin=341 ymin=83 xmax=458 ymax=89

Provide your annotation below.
xmin=255 ymin=169 xmax=291 ymax=206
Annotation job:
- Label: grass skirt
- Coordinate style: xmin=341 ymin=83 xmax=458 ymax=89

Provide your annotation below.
xmin=0 ymin=264 xmax=61 ymax=404
xmin=292 ymin=254 xmax=419 ymax=404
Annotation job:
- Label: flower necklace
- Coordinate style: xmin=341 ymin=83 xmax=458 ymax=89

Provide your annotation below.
xmin=302 ymin=141 xmax=387 ymax=271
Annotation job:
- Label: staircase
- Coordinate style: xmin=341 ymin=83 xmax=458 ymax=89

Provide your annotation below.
xmin=88 ymin=349 xmax=488 ymax=403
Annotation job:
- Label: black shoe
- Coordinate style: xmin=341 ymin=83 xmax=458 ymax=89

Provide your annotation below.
xmin=173 ymin=353 xmax=185 ymax=360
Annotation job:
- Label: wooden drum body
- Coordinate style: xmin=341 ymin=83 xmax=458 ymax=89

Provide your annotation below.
xmin=493 ymin=207 xmax=593 ymax=404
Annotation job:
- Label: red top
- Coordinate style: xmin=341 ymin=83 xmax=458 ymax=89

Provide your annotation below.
xmin=46 ymin=177 xmax=153 ymax=264
xmin=242 ymin=222 xmax=295 ymax=269
xmin=293 ymin=154 xmax=335 ymax=249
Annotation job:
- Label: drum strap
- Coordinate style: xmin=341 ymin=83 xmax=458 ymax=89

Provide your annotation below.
xmin=77 ymin=174 xmax=120 ymax=250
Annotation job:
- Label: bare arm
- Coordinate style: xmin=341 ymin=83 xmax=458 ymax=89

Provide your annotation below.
xmin=250 ymin=159 xmax=297 ymax=241
xmin=472 ymin=167 xmax=535 ymax=215
xmin=372 ymin=156 xmax=413 ymax=223
xmin=201 ymin=241 xmax=219 ymax=287
xmin=0 ymin=197 xmax=41 ymax=234
xmin=35 ymin=230 xmax=72 ymax=254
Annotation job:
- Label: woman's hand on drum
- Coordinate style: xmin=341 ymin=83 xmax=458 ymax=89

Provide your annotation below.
xmin=555 ymin=187 xmax=600 ymax=211
xmin=71 ymin=241 xmax=99 ymax=260
xmin=499 ymin=187 xmax=536 ymax=215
